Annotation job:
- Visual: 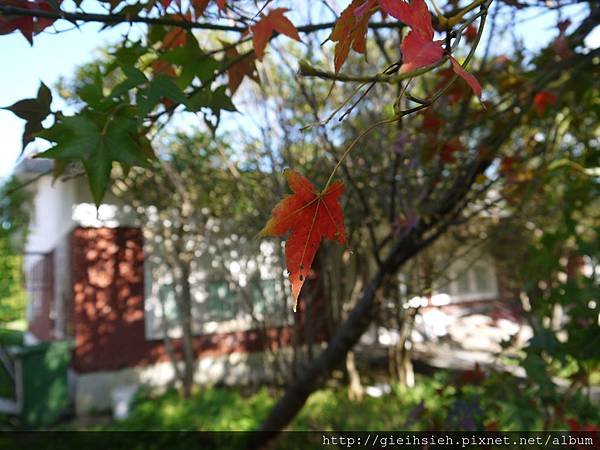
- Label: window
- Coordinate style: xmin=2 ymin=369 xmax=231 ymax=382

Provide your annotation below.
xmin=144 ymin=265 xmax=285 ymax=339
xmin=249 ymin=279 xmax=278 ymax=316
xmin=203 ymin=280 xmax=236 ymax=323
xmin=143 ymin=234 xmax=288 ymax=340
xmin=438 ymin=257 xmax=499 ymax=302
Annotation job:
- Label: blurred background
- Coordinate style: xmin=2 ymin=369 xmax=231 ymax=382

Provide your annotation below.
xmin=0 ymin=0 xmax=598 ymax=437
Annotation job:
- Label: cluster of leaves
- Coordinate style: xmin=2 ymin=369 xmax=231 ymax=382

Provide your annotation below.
xmin=330 ymin=0 xmax=481 ymax=95
xmin=2 ymin=2 xmax=305 ymax=206
xmin=259 ymin=0 xmax=486 ymax=304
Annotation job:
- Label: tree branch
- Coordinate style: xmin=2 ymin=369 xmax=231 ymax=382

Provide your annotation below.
xmin=0 ymin=5 xmax=404 ymax=33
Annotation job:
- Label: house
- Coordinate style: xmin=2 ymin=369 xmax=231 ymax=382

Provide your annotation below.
xmin=15 ymin=158 xmax=525 ymax=415
xmin=16 ymin=159 xmax=298 ymax=415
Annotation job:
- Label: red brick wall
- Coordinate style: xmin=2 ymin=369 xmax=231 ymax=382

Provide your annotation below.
xmin=70 ymin=227 xmax=294 ymax=374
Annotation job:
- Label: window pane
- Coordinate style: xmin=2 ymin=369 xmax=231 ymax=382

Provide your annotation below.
xmin=158 ymin=284 xmax=178 ymax=322
xmin=473 ymin=265 xmax=492 ymax=293
xmin=456 ymin=270 xmax=471 ymax=295
xmin=205 ymin=280 xmax=236 ymax=322
xmin=251 ymin=279 xmax=277 ymax=315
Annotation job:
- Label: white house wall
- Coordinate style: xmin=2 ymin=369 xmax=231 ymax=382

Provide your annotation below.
xmin=73 ymin=350 xmax=286 ymax=415
xmin=24 ymin=175 xmax=77 ymax=270
xmin=25 ymin=175 xmax=139 ymax=269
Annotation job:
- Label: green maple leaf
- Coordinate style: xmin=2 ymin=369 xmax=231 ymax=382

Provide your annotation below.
xmin=137 ymin=75 xmax=189 ymax=119
xmin=36 ymin=111 xmax=154 ymax=206
xmin=188 ymin=85 xmax=237 ymax=131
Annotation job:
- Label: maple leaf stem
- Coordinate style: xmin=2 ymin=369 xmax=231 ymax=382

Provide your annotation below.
xmin=323 ymin=116 xmax=401 ymax=191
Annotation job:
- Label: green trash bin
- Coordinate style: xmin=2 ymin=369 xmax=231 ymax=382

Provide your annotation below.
xmin=11 ymin=340 xmax=72 ymax=428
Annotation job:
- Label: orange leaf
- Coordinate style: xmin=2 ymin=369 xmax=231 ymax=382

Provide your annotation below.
xmin=251 ymin=8 xmax=301 ymax=61
xmin=450 ymin=56 xmax=482 ymax=98
xmin=330 ymin=0 xmax=377 ymax=73
xmin=260 ymin=170 xmax=346 ymax=311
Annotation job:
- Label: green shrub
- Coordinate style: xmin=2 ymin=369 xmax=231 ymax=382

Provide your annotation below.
xmin=102 ymin=370 xmax=598 ymax=433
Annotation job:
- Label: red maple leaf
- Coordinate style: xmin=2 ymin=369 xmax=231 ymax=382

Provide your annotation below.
xmin=389 ymin=0 xmax=444 ymax=74
xmin=330 ymin=0 xmax=377 ymax=73
xmin=450 ymin=56 xmax=482 ymax=98
xmin=464 ymin=24 xmax=478 ymax=42
xmin=533 ymin=90 xmax=558 ymax=115
xmin=399 ymin=30 xmax=444 ymax=73
xmin=250 ymin=8 xmax=301 ymax=61
xmin=420 ymin=109 xmax=443 ymax=130
xmin=0 ymin=0 xmax=61 ymax=44
xmin=382 ymin=0 xmax=482 ymax=98
xmin=161 ymin=27 xmax=188 ymax=50
xmin=440 ymin=137 xmax=462 ymax=164
xmin=379 ymin=0 xmax=434 ymax=39
xmin=260 ymin=170 xmax=346 ymax=310
xmin=226 ymin=45 xmax=259 ymax=93
xmin=192 ymin=0 xmax=210 ymax=16
xmin=192 ymin=0 xmax=226 ymax=17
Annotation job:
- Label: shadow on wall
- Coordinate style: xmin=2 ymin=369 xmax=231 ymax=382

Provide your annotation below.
xmin=71 ymin=227 xmax=150 ymax=373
